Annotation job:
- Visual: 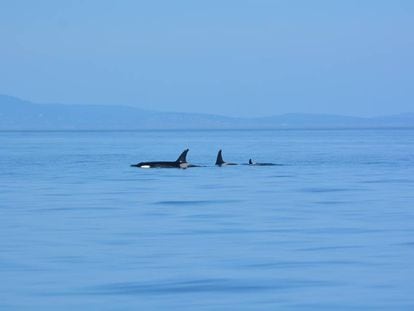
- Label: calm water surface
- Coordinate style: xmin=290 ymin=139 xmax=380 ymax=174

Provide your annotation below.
xmin=1 ymin=129 xmax=414 ymax=310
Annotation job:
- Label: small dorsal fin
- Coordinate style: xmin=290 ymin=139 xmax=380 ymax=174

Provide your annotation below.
xmin=176 ymin=149 xmax=189 ymax=163
xmin=216 ymin=149 xmax=225 ymax=165
xmin=249 ymin=159 xmax=253 ymax=165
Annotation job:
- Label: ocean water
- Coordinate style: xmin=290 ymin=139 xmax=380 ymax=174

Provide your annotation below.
xmin=1 ymin=129 xmax=414 ymax=310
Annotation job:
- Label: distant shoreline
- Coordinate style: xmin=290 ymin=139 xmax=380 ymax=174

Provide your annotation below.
xmin=1 ymin=94 xmax=413 ymax=130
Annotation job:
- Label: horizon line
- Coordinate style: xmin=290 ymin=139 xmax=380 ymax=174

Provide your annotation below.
xmin=1 ymin=93 xmax=413 ymax=120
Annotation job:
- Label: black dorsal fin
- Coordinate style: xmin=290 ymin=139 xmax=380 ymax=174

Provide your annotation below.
xmin=176 ymin=149 xmax=189 ymax=163
xmin=216 ymin=149 xmax=225 ymax=165
xmin=249 ymin=159 xmax=253 ymax=165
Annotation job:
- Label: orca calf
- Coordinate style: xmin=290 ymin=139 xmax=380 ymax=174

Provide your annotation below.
xmin=248 ymin=159 xmax=279 ymax=166
xmin=131 ymin=149 xmax=191 ymax=169
xmin=216 ymin=150 xmax=237 ymax=166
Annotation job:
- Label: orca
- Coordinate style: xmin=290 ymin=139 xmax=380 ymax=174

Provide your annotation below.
xmin=215 ymin=150 xmax=237 ymax=166
xmin=131 ymin=149 xmax=191 ymax=169
xmin=248 ymin=158 xmax=279 ymax=166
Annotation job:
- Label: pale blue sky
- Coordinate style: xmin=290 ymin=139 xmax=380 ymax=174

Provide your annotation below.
xmin=1 ymin=0 xmax=413 ymax=117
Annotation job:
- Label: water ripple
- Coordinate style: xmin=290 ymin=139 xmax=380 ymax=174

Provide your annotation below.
xmin=300 ymin=187 xmax=359 ymax=193
xmin=153 ymin=199 xmax=241 ymax=206
xmin=79 ymin=278 xmax=336 ymax=296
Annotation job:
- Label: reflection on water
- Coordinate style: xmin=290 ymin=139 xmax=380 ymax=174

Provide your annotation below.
xmin=1 ymin=129 xmax=414 ymax=310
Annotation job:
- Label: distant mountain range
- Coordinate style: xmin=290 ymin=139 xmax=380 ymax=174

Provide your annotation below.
xmin=1 ymin=94 xmax=413 ymax=130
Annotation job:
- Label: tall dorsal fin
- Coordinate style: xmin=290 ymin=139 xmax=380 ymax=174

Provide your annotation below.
xmin=249 ymin=159 xmax=253 ymax=165
xmin=176 ymin=149 xmax=189 ymax=163
xmin=216 ymin=149 xmax=225 ymax=165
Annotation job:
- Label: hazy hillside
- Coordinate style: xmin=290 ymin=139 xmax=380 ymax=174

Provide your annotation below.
xmin=0 ymin=95 xmax=413 ymax=130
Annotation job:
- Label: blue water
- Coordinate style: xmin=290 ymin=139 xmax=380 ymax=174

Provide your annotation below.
xmin=1 ymin=129 xmax=414 ymax=310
